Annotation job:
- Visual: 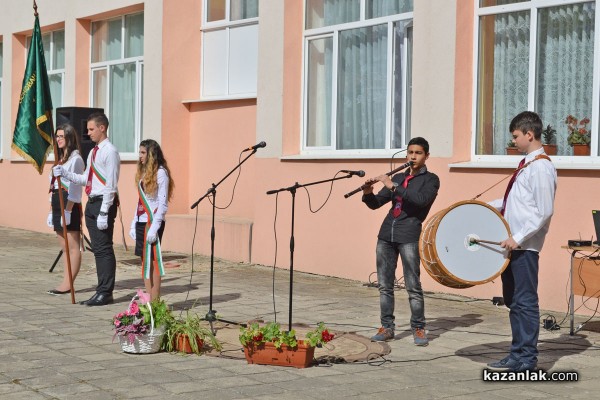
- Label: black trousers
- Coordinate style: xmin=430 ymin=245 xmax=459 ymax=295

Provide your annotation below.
xmin=85 ymin=198 xmax=118 ymax=295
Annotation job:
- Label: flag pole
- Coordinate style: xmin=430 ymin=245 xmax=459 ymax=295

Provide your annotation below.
xmin=35 ymin=0 xmax=75 ymax=304
xmin=52 ymin=119 xmax=76 ymax=305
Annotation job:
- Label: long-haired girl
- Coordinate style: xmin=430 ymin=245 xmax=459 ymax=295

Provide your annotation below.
xmin=46 ymin=124 xmax=85 ymax=295
xmin=129 ymin=139 xmax=174 ymax=300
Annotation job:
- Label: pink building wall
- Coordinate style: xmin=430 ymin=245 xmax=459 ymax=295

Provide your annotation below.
xmin=1 ymin=1 xmax=598 ymax=317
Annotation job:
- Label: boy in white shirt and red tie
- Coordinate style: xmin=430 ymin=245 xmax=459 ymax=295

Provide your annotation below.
xmin=487 ymin=111 xmax=557 ymax=372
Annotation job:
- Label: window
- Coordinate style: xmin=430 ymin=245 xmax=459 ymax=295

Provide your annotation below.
xmin=303 ymin=0 xmax=414 ymax=153
xmin=90 ymin=13 xmax=144 ymax=153
xmin=201 ymin=0 xmax=259 ymax=99
xmin=475 ymin=1 xmax=596 ymax=157
xmin=27 ymin=30 xmax=65 ymax=124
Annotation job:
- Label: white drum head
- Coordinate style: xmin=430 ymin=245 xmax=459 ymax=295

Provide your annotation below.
xmin=433 ymin=202 xmax=509 ymax=284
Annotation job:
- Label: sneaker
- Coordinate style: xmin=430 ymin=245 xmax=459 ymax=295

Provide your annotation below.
xmin=412 ymin=327 xmax=429 ymax=346
xmin=370 ymin=327 xmax=394 ymax=342
xmin=510 ymin=361 xmax=537 ymax=372
xmin=487 ymin=355 xmax=520 ymax=371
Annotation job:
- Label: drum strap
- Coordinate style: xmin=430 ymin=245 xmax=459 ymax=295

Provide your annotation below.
xmin=472 ymin=154 xmax=552 ymax=200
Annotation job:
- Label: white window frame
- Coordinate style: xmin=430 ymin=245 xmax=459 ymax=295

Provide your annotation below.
xmin=201 ymin=0 xmax=259 ymax=100
xmin=89 ymin=14 xmax=144 ymax=157
xmin=471 ymin=0 xmax=600 ymax=167
xmin=302 ymin=2 xmax=414 ymax=157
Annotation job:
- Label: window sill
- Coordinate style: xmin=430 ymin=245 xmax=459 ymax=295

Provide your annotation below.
xmin=449 ymin=159 xmax=600 ymax=170
xmin=182 ymin=95 xmax=257 ymax=104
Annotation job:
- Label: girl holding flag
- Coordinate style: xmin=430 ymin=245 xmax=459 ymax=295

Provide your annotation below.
xmin=46 ymin=124 xmax=85 ymax=295
xmin=129 ymin=139 xmax=174 ymax=300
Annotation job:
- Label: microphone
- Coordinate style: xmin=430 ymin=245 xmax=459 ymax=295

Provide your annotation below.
xmin=243 ymin=141 xmax=267 ymax=152
xmin=341 ymin=170 xmax=366 ymax=177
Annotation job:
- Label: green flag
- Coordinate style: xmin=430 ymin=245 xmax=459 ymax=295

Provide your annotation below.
xmin=11 ymin=15 xmax=54 ymax=174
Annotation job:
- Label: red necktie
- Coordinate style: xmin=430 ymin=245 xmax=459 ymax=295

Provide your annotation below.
xmin=85 ymin=146 xmax=99 ymax=195
xmin=392 ymin=175 xmax=415 ymax=218
xmin=500 ymin=158 xmax=526 ymax=216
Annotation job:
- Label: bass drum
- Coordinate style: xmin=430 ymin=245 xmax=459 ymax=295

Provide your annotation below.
xmin=419 ymin=200 xmax=511 ymax=289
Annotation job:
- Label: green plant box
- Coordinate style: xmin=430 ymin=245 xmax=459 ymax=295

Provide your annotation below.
xmin=243 ymin=341 xmax=315 ymax=368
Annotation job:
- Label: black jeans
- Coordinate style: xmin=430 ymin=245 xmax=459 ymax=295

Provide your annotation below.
xmin=85 ymin=199 xmax=118 ymax=295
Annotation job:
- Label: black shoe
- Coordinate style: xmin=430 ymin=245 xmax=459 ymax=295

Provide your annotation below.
xmin=79 ymin=293 xmax=99 ymax=305
xmin=510 ymin=361 xmax=537 ymax=372
xmin=487 ymin=355 xmax=520 ymax=371
xmin=47 ymin=289 xmax=70 ymax=296
xmin=86 ymin=293 xmax=113 ymax=306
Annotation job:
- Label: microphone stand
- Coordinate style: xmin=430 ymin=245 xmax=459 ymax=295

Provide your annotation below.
xmin=266 ymin=173 xmax=357 ymax=332
xmin=190 ymin=149 xmax=257 ymax=332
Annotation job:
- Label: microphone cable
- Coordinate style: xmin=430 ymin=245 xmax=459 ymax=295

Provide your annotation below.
xmin=303 ymin=171 xmax=344 ymax=213
xmin=389 ymin=148 xmax=407 ymax=173
xmin=268 ymin=171 xmax=350 ymax=322
xmin=207 ymin=150 xmax=244 ymax=210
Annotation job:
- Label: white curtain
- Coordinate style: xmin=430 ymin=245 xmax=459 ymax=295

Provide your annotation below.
xmin=125 ymin=13 xmax=144 ymax=58
xmin=306 ymin=38 xmax=333 ymax=147
xmin=231 ymin=0 xmax=259 ymax=20
xmin=393 ymin=21 xmax=411 ymax=148
xmin=337 ymin=24 xmax=388 ymax=149
xmin=306 ymin=0 xmax=360 ymax=29
xmin=366 ymin=0 xmax=413 ymax=19
xmin=536 ymin=2 xmax=595 ymax=155
xmin=490 ymin=11 xmax=530 ymax=154
xmin=110 ymin=63 xmax=136 ymax=153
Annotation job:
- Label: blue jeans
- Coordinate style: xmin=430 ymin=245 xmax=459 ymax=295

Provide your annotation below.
xmin=376 ymin=239 xmax=425 ymax=330
xmin=501 ymin=250 xmax=539 ymax=366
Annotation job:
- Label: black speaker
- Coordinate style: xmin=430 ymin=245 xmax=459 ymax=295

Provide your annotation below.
xmin=56 ymin=107 xmax=104 ymax=166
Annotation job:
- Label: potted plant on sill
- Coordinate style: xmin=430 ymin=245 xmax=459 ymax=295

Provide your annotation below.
xmin=541 ymin=124 xmax=557 ymax=155
xmin=163 ymin=311 xmax=222 ymax=354
xmin=505 ymin=139 xmax=521 ymax=156
xmin=239 ymin=321 xmax=335 ymax=368
xmin=112 ymin=290 xmax=172 ymax=354
xmin=565 ymin=114 xmax=591 ymax=156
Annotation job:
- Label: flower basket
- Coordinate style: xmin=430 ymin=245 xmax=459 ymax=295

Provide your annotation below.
xmin=117 ymin=295 xmax=165 ymax=354
xmin=243 ymin=340 xmax=315 ymax=368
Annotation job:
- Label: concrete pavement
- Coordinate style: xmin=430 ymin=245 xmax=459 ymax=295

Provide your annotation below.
xmin=1 ymin=226 xmax=599 ymax=399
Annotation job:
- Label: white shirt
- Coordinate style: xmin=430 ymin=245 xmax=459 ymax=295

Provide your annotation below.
xmin=69 ymin=138 xmax=120 ymax=213
xmin=489 ymin=147 xmax=557 ymax=252
xmin=49 ymin=150 xmax=85 ymax=203
xmin=134 ymin=167 xmax=169 ymax=226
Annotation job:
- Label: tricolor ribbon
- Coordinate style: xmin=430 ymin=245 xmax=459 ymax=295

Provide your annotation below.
xmin=91 ymin=157 xmax=106 ymax=185
xmin=137 ymin=181 xmax=165 ymax=280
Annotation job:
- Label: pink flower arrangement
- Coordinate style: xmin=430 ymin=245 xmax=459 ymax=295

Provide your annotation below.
xmin=112 ymin=290 xmax=172 ymax=345
xmin=112 ymin=290 xmax=153 ymax=344
xmin=565 ymin=115 xmax=591 ymax=146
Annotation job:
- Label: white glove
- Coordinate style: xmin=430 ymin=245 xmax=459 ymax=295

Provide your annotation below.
xmin=129 ymin=220 xmax=136 ymax=241
xmin=61 ymin=210 xmax=71 ymax=227
xmin=52 ymin=165 xmax=74 ymax=181
xmin=52 ymin=165 xmax=64 ymax=177
xmin=47 ymin=212 xmax=54 ymax=228
xmin=97 ymin=213 xmax=108 ymax=230
xmin=146 ymin=223 xmax=159 ymax=244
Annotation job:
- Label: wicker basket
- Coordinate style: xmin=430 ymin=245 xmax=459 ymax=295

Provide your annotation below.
xmin=118 ymin=295 xmax=165 ymax=354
